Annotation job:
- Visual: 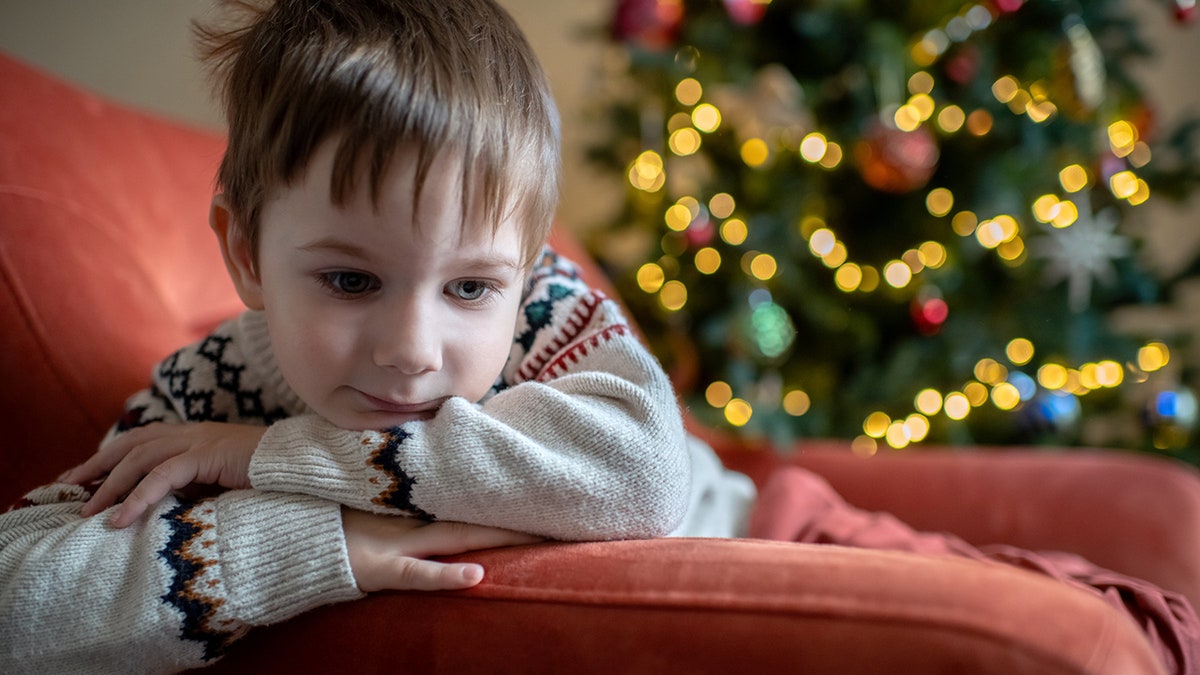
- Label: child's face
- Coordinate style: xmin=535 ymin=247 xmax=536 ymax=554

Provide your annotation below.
xmin=223 ymin=141 xmax=527 ymax=431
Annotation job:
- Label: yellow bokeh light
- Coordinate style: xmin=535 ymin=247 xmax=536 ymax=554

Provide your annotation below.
xmin=991 ymin=382 xmax=1021 ymax=410
xmin=1128 ymin=179 xmax=1151 ymax=206
xmin=974 ymin=358 xmax=1008 ymax=385
xmin=864 ymin=411 xmax=891 ymax=438
xmin=1059 ymin=164 xmax=1089 ymax=193
xmin=694 ymin=247 xmax=721 ymax=274
xmin=963 ymin=381 xmax=989 ymax=407
xmin=851 ymin=435 xmax=879 ymax=457
xmin=822 ymin=242 xmax=849 ymax=268
xmin=720 ymin=218 xmax=748 ymax=245
xmin=926 ymin=187 xmax=954 ymax=217
xmin=627 ymin=150 xmax=665 ymax=192
xmin=944 ymin=392 xmax=971 ymax=420
xmin=809 ymin=228 xmax=836 ymax=256
xmin=741 ymin=138 xmax=770 ymax=167
xmin=966 ymin=109 xmax=993 ymax=136
xmin=709 ymin=193 xmax=736 ymax=219
xmin=992 ymin=76 xmax=1020 ymax=103
xmin=820 ymin=142 xmax=844 ymax=168
xmin=997 ymin=237 xmax=1025 ymax=263
xmin=894 ymin=104 xmax=922 ymax=132
xmin=668 ymin=112 xmax=693 ymax=133
xmin=692 ymin=103 xmax=722 ymax=133
xmin=952 ymin=211 xmax=978 ymax=237
xmin=902 ymin=249 xmax=925 ymax=275
xmin=885 ymin=420 xmax=912 ymax=449
xmin=1096 ymin=360 xmax=1124 ymax=387
xmin=1110 ymin=170 xmax=1139 ymax=199
xmin=783 ymin=390 xmax=811 ymax=416
xmin=636 ymin=263 xmax=665 ymax=294
xmin=908 ymin=93 xmax=935 ymax=121
xmin=675 ymin=77 xmax=703 ymax=106
xmin=724 ymin=398 xmax=753 ymax=426
xmin=1138 ymin=342 xmax=1170 ymax=372
xmin=669 ymin=127 xmax=702 ymax=156
xmin=1051 ymin=200 xmax=1078 ymax=228
xmin=835 ymin=263 xmax=863 ymax=292
xmin=908 ymin=71 xmax=934 ymax=95
xmin=799 ymin=132 xmax=828 ymax=163
xmin=859 ymin=266 xmax=881 ymax=293
xmin=918 ymin=241 xmax=947 ymax=268
xmin=1108 ymin=120 xmax=1137 ymax=156
xmin=884 ymin=260 xmax=913 ymax=288
xmin=1032 ymin=194 xmax=1060 ymax=223
xmin=705 ymin=381 xmax=733 ymax=408
xmin=749 ymin=253 xmax=778 ymax=281
xmin=664 ymin=203 xmax=693 ymax=232
xmin=905 ymin=414 xmax=930 ymax=442
xmin=937 ymin=105 xmax=966 ymax=133
xmin=915 ymin=388 xmax=943 ymax=416
xmin=1130 ymin=142 xmax=1152 ymax=168
xmin=659 ymin=280 xmax=688 ymax=311
xmin=1038 ymin=363 xmax=1069 ymax=390
xmin=1006 ymin=338 xmax=1034 ymax=366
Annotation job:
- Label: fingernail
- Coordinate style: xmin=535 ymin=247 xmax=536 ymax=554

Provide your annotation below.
xmin=461 ymin=564 xmax=484 ymax=585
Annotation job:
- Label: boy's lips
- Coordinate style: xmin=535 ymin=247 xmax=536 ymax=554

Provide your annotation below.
xmin=357 ymin=390 xmax=448 ymax=415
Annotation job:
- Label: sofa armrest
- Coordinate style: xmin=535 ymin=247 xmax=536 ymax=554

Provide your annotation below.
xmin=204 ymin=538 xmax=1163 ymax=674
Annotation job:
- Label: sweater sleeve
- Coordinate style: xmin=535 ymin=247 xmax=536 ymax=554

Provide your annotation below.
xmin=249 ymin=250 xmax=692 ymax=541
xmin=0 ymin=482 xmax=361 ymax=674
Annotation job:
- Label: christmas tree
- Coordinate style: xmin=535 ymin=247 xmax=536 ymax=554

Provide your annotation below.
xmin=587 ymin=0 xmax=1200 ymax=463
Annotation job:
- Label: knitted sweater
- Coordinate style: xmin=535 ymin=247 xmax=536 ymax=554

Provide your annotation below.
xmin=0 ymin=248 xmax=753 ymax=673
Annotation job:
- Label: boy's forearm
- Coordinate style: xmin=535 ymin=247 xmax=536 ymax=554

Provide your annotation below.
xmin=0 ymin=484 xmax=360 ymax=672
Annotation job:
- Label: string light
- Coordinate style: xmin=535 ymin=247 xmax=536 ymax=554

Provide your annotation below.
xmin=720 ymin=217 xmax=749 ymax=245
xmin=675 ymin=77 xmax=702 ymax=106
xmin=782 ymin=390 xmax=811 ymax=416
xmin=628 ymin=150 xmax=665 ymax=192
xmin=741 ymin=138 xmax=770 ymax=167
xmin=692 ymin=103 xmax=722 ymax=132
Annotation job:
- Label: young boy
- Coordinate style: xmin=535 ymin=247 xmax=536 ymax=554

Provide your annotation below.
xmin=0 ymin=0 xmax=754 ymax=671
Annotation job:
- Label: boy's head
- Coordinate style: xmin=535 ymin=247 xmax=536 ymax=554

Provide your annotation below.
xmin=197 ymin=0 xmax=561 ymax=269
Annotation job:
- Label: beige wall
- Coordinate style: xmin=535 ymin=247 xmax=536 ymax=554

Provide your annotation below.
xmin=0 ymin=1 xmax=1197 ymax=237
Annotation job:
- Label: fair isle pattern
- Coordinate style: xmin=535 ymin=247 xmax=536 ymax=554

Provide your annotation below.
xmin=517 ymin=290 xmax=625 ymax=383
xmin=366 ymin=428 xmax=434 ymax=520
xmin=156 ymin=332 xmax=289 ymax=426
xmin=536 ymin=323 xmax=631 ymax=383
xmin=158 ymin=499 xmax=249 ymax=661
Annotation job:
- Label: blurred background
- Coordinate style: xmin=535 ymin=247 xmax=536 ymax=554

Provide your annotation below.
xmin=3 ymin=1 xmax=1200 ymax=461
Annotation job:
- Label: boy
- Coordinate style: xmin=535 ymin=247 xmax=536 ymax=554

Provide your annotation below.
xmin=0 ymin=0 xmax=754 ymax=671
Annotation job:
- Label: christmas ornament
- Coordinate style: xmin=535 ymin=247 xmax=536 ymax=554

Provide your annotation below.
xmin=1021 ymin=391 xmax=1081 ymax=436
xmin=1143 ymin=385 xmax=1198 ymax=450
xmin=854 ymin=122 xmax=940 ymax=194
xmin=943 ymin=44 xmax=981 ymax=86
xmin=1031 ymin=197 xmax=1130 ymax=312
xmin=1175 ymin=0 xmax=1197 ymax=24
xmin=989 ymin=0 xmax=1024 ymax=14
xmin=611 ymin=0 xmax=683 ymax=51
xmin=910 ymin=289 xmax=949 ymax=335
xmin=1052 ymin=16 xmax=1106 ymax=119
xmin=722 ymin=0 xmax=770 ymax=26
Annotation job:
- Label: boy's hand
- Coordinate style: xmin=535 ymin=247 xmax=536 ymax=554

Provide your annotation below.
xmin=342 ymin=509 xmax=543 ymax=592
xmin=62 ymin=422 xmax=266 ymax=527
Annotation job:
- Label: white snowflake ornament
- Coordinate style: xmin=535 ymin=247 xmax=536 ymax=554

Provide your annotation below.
xmin=1032 ymin=196 xmax=1130 ymax=312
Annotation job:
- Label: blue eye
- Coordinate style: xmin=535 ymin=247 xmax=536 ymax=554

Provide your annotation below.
xmin=449 ymin=279 xmax=492 ymax=301
xmin=321 ymin=271 xmax=379 ymax=296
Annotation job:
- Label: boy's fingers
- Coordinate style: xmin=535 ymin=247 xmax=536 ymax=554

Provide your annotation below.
xmin=373 ymin=557 xmax=484 ymax=592
xmin=109 ymin=459 xmax=200 ymax=528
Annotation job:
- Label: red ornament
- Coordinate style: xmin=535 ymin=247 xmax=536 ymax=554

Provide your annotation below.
xmin=854 ymin=122 xmax=940 ymax=194
xmin=723 ymin=0 xmax=770 ymax=25
xmin=685 ymin=215 xmax=715 ymax=248
xmin=989 ymin=0 xmax=1024 ymax=14
xmin=943 ymin=44 xmax=981 ymax=85
xmin=910 ymin=297 xmax=949 ymax=335
xmin=611 ymin=0 xmax=684 ymax=51
xmin=1175 ymin=0 xmax=1197 ymax=24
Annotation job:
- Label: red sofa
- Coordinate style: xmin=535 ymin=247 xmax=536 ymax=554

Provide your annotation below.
xmin=3 ymin=51 xmax=1198 ymax=673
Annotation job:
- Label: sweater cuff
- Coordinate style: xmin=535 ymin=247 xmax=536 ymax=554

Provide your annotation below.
xmin=216 ymin=490 xmax=363 ymax=626
xmin=249 ymin=417 xmax=375 ymax=508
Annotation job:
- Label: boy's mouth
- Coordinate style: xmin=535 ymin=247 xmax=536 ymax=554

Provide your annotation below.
xmin=356 ymin=390 xmax=448 ymax=416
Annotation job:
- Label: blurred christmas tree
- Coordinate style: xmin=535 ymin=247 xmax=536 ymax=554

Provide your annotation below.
xmin=586 ymin=0 xmax=1200 ymax=462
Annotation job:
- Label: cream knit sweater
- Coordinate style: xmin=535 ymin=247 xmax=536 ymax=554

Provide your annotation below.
xmin=0 ymin=248 xmax=753 ymax=673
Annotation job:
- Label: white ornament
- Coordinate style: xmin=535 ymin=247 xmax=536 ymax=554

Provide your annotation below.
xmin=1032 ymin=197 xmax=1130 ymax=312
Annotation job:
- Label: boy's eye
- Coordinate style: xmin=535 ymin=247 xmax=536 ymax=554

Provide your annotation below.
xmin=448 ymin=279 xmax=492 ymax=301
xmin=321 ymin=271 xmax=379 ymax=296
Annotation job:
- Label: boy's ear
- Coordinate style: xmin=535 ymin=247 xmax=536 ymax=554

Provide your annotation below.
xmin=210 ymin=194 xmax=265 ymax=311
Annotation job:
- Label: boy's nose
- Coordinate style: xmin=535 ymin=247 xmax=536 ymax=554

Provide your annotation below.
xmin=373 ymin=299 xmax=443 ymax=375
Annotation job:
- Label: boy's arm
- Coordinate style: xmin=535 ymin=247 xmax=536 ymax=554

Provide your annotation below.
xmin=249 ymin=253 xmax=693 ymax=541
xmin=0 ymin=482 xmax=361 ymax=673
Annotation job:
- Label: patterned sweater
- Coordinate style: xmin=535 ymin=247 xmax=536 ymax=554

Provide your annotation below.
xmin=0 ymin=249 xmax=753 ymax=673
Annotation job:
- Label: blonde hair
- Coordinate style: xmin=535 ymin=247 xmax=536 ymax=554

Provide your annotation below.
xmin=196 ymin=0 xmax=561 ymax=266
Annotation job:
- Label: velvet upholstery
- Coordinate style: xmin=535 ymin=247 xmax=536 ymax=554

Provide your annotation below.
xmin=3 ymin=52 xmax=1196 ymax=673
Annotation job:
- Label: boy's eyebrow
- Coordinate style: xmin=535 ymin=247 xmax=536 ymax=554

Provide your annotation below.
xmin=298 ymin=236 xmax=523 ymax=273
